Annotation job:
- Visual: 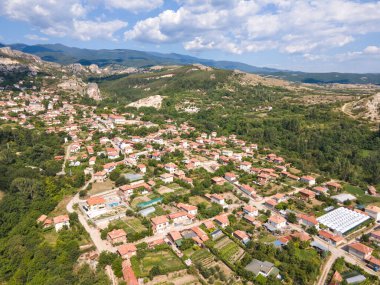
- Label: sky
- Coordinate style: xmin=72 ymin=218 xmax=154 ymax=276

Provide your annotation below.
xmin=0 ymin=0 xmax=380 ymax=73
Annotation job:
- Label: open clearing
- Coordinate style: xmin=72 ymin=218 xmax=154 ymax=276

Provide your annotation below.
xmin=50 ymin=196 xmax=72 ymax=216
xmin=145 ymin=270 xmax=200 ymax=285
xmin=189 ymin=196 xmax=211 ymax=207
xmin=132 ymin=249 xmax=185 ymax=278
xmin=89 ymin=180 xmax=115 ymax=195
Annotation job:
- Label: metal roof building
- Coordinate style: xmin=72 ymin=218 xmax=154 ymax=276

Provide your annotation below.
xmin=317 ymin=207 xmax=370 ymax=236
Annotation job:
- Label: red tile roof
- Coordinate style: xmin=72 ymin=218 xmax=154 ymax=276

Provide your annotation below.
xmin=348 ymin=242 xmax=373 ymax=255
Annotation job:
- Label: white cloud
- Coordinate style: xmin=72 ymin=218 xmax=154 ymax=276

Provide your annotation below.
xmin=105 ymin=0 xmax=163 ymax=12
xmin=73 ymin=20 xmax=127 ymax=41
xmin=125 ymin=0 xmax=380 ymax=56
xmin=25 ymin=34 xmax=48 ymax=41
xmin=1 ymin=0 xmax=127 ymax=41
xmin=364 ymin=46 xmax=380 ymax=55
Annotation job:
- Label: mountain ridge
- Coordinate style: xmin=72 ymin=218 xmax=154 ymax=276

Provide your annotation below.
xmin=1 ymin=42 xmax=380 ymax=84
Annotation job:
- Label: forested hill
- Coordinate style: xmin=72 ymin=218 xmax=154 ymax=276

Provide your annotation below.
xmin=0 ymin=127 xmax=108 ymax=283
xmin=4 ymin=43 xmax=380 ymax=84
xmin=95 ymin=65 xmax=380 ymax=187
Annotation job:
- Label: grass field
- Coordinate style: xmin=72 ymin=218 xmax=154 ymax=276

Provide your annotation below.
xmin=189 ymin=196 xmax=211 ymax=207
xmin=89 ymin=180 xmax=115 ymax=195
xmin=214 ymin=236 xmax=245 ymax=264
xmin=344 ymin=184 xmax=380 ymax=205
xmin=43 ymin=230 xmax=58 ymax=245
xmin=132 ymin=249 xmax=185 ymax=277
xmin=111 ymin=218 xmax=147 ymax=235
xmin=123 ymin=217 xmax=147 ymax=234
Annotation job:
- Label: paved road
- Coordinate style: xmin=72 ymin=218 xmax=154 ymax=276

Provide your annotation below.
xmin=314 ymin=236 xmax=380 ymax=285
xmin=66 ymin=178 xmax=116 ymax=253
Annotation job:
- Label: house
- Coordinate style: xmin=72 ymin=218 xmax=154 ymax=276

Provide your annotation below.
xmin=164 ymin=163 xmax=177 ymax=174
xmin=212 ymin=177 xmax=225 ymax=185
xmin=103 ymin=162 xmax=117 ymax=173
xmin=240 ymin=161 xmax=252 ymax=172
xmin=214 ymin=214 xmax=229 ymax=228
xmin=168 ymin=211 xmax=192 ymax=225
xmin=117 ymin=243 xmax=137 ymax=259
xmin=94 ymin=170 xmax=107 ymax=182
xmin=243 ymin=205 xmax=258 ymax=217
xmin=257 ymin=173 xmax=270 ymax=185
xmin=318 ymin=230 xmax=344 ymax=246
xmin=273 ymin=236 xmax=291 ymax=247
xmin=326 ymin=181 xmax=342 ymax=191
xmin=365 ymin=205 xmax=380 ymax=221
xmin=37 ymin=214 xmax=48 ymax=224
xmin=151 ymin=215 xmax=170 ymax=234
xmin=119 ymin=182 xmax=151 ymax=198
xmin=312 ymin=186 xmax=329 ymax=195
xmin=233 ymin=230 xmax=250 ymax=245
xmin=70 ymin=143 xmax=81 ymax=153
xmin=206 ymin=193 xmax=226 ymax=206
xmin=299 ymin=188 xmax=316 ymax=200
xmin=210 ymin=229 xmax=224 ymax=240
xmin=370 ymin=230 xmax=380 ymax=244
xmin=191 ymin=226 xmax=209 ymax=243
xmin=239 ymin=184 xmax=257 ymax=197
xmin=177 ymin=203 xmax=198 ymax=215
xmin=160 ymin=173 xmax=174 ymax=183
xmin=106 ymin=148 xmax=119 ymax=159
xmin=89 ymin=156 xmax=96 ymax=166
xmin=330 ymin=271 xmax=343 ymax=285
xmin=137 ymin=164 xmax=146 ymax=173
xmin=168 ymin=231 xmax=183 ymax=246
xmin=109 ymin=114 xmax=126 ymax=125
xmin=347 ymin=242 xmax=373 ymax=259
xmin=265 ymin=215 xmax=287 ymax=232
xmin=264 ymin=199 xmax=278 ymax=209
xmin=300 ymin=176 xmax=316 ymax=186
xmin=224 ymin=172 xmax=237 ymax=183
xmin=290 ymin=231 xmax=311 ymax=242
xmin=366 ymin=256 xmax=380 ymax=271
xmin=203 ymin=220 xmax=215 ymax=230
xmin=297 ymin=213 xmax=319 ymax=228
xmin=107 ymin=229 xmax=127 ymax=245
xmin=53 ymin=215 xmax=70 ymax=232
xmin=272 ymin=193 xmax=287 ymax=203
xmin=245 ymin=259 xmax=280 ymax=278
xmin=244 ymin=215 xmax=261 ymax=227
xmin=122 ymin=262 xmax=138 ymax=285
xmin=86 ymin=196 xmax=106 ymax=211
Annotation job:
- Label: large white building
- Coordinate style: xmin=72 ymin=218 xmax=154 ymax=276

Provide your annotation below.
xmin=317 ymin=207 xmax=370 ymax=236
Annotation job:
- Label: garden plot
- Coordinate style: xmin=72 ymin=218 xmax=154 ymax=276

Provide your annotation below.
xmin=131 ymin=248 xmax=185 ymax=278
xmin=214 ymin=236 xmax=245 ymax=264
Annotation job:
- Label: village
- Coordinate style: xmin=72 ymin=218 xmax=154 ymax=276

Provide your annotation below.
xmin=1 ymin=78 xmax=380 ymax=285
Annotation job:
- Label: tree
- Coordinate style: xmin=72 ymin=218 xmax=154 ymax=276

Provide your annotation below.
xmin=286 ymin=212 xmax=297 ymax=224
xmin=149 ymin=266 xmax=161 ymax=280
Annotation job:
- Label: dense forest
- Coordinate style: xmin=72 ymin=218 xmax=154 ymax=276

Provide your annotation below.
xmin=0 ymin=126 xmax=108 ymax=284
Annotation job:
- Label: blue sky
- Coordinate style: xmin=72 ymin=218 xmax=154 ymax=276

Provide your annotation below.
xmin=1 ymin=0 xmax=380 ymax=73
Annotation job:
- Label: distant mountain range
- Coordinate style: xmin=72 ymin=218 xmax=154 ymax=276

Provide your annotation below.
xmin=1 ymin=43 xmax=380 ymax=84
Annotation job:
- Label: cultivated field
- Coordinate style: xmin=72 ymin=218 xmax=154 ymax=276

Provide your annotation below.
xmin=214 ymin=236 xmax=245 ymax=264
